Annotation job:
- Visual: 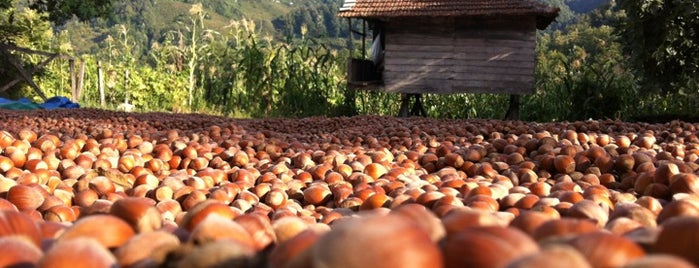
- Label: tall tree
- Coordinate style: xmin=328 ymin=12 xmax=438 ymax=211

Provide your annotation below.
xmin=536 ymin=0 xmax=575 ymax=27
xmin=27 ymin=0 xmax=113 ymax=25
xmin=1 ymin=0 xmax=113 ymax=43
xmin=523 ymin=3 xmax=635 ymax=121
xmin=618 ymin=0 xmax=699 ymax=92
xmin=0 ymin=0 xmax=113 ymax=98
xmin=566 ymin=0 xmax=610 ymax=14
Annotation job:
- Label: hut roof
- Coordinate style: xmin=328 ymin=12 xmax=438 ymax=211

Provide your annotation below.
xmin=338 ymin=0 xmax=560 ymax=29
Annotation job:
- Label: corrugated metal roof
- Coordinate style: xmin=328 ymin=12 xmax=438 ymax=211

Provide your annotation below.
xmin=340 ymin=0 xmax=357 ymax=11
xmin=338 ymin=0 xmax=560 ymax=29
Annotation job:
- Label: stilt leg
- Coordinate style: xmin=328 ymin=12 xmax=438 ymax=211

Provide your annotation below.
xmin=411 ymin=94 xmax=427 ymax=116
xmin=398 ymin=93 xmax=410 ymax=117
xmin=505 ymin=94 xmax=520 ymax=120
xmin=413 ymin=94 xmax=427 ymax=116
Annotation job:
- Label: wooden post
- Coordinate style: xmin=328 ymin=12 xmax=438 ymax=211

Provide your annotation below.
xmin=98 ymin=61 xmax=105 ymax=107
xmin=75 ymin=60 xmax=85 ymax=102
xmin=411 ymin=94 xmax=427 ymax=116
xmin=347 ymin=18 xmax=353 ymax=58
xmin=505 ymin=94 xmax=520 ymax=120
xmin=69 ymin=59 xmax=76 ymax=101
xmin=0 ymin=53 xmax=58 ymax=93
xmin=398 ymin=94 xmax=427 ymax=117
xmin=362 ymin=20 xmax=366 ymax=59
xmin=124 ymin=69 xmax=130 ymax=104
xmin=398 ymin=94 xmax=410 ymax=117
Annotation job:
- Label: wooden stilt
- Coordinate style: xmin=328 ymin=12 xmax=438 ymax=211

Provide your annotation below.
xmin=411 ymin=94 xmax=427 ymax=116
xmin=398 ymin=93 xmax=427 ymax=117
xmin=505 ymin=94 xmax=520 ymax=120
xmin=398 ymin=93 xmax=410 ymax=117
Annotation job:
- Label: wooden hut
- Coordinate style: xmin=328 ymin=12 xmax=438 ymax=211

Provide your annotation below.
xmin=338 ymin=0 xmax=559 ymax=117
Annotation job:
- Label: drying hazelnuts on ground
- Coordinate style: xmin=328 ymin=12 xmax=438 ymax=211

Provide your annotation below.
xmin=1 ymin=108 xmax=699 ymax=268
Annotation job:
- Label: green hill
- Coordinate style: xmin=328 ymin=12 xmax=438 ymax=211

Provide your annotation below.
xmin=63 ymin=0 xmax=607 ymax=57
xmin=63 ymin=0 xmax=322 ymax=55
xmin=566 ymin=0 xmax=610 ymax=14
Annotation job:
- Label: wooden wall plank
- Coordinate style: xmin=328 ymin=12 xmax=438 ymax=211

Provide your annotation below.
xmin=385 ymin=71 xmax=534 ymax=82
xmin=385 ymin=65 xmax=534 ymax=75
xmin=385 ymin=55 xmax=534 ymax=65
xmin=388 ymin=33 xmax=536 ymax=45
xmin=378 ymin=16 xmax=538 ymax=95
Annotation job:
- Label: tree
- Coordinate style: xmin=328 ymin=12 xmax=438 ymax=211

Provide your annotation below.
xmin=566 ymin=0 xmax=610 ymax=14
xmin=1 ymin=0 xmax=113 ymax=43
xmin=0 ymin=4 xmax=57 ymax=99
xmin=522 ymin=3 xmax=636 ymax=121
xmin=27 ymin=0 xmax=113 ymax=25
xmin=618 ymin=0 xmax=699 ymax=93
xmin=536 ymin=0 xmax=576 ymax=28
xmin=0 ymin=0 xmax=113 ymax=99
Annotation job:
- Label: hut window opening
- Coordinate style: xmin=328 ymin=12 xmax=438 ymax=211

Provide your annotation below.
xmin=346 ymin=18 xmax=382 ymax=86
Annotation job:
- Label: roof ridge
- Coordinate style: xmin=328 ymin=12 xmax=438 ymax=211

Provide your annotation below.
xmin=337 ymin=0 xmax=560 ymax=29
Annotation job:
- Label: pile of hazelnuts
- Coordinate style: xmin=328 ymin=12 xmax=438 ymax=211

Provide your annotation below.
xmin=1 ymin=108 xmax=698 ymax=267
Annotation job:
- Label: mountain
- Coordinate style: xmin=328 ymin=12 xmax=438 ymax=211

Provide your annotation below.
xmin=63 ymin=0 xmax=346 ymax=55
xmin=63 ymin=0 xmax=610 ymax=56
xmin=566 ymin=0 xmax=611 ymax=14
xmin=535 ymin=0 xmax=612 ymax=29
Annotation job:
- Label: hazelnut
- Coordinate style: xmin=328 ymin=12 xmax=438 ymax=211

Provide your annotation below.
xmin=58 ymin=214 xmax=135 ymax=248
xmin=654 ymin=216 xmax=699 ymax=265
xmin=568 ymin=231 xmax=645 ymax=267
xmin=0 ymin=236 xmax=43 ymax=267
xmin=443 ymin=226 xmax=539 ymax=268
xmin=110 ymin=197 xmax=162 ymax=233
xmin=312 ymin=213 xmax=443 ymax=268
xmin=0 ymin=210 xmax=42 ymax=247
xmin=39 ymin=237 xmax=118 ymax=268
xmin=114 ymin=230 xmax=180 ymax=267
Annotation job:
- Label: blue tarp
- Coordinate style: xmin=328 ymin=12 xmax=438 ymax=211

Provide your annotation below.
xmin=0 ymin=96 xmax=79 ymax=110
xmin=39 ymin=96 xmax=80 ymax=109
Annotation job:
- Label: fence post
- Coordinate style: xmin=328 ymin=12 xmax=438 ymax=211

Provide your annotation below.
xmin=70 ymin=59 xmax=76 ymax=101
xmin=75 ymin=60 xmax=85 ymax=102
xmin=98 ymin=60 xmax=105 ymax=107
xmin=125 ymin=69 xmax=130 ymax=104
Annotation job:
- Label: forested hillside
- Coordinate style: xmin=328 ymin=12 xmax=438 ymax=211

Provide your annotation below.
xmin=53 ymin=0 xmax=350 ymax=59
xmin=567 ymin=0 xmax=610 ymax=13
xmin=535 ymin=0 xmax=611 ymax=27
xmin=62 ymin=0 xmax=607 ymax=58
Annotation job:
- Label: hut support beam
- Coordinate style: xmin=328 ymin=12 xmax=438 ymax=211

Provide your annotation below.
xmin=504 ymin=94 xmax=520 ymax=120
xmin=398 ymin=93 xmax=426 ymax=117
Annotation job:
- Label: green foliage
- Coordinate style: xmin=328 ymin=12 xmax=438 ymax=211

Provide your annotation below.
xmin=618 ymin=0 xmax=699 ymax=94
xmin=5 ymin=0 xmax=699 ymax=123
xmin=272 ymin=0 xmax=344 ymax=39
xmin=536 ymin=0 xmax=576 ymax=28
xmin=44 ymin=0 xmax=292 ymax=62
xmin=522 ymin=5 xmax=636 ymax=121
xmin=0 ymin=0 xmax=112 ymax=101
xmin=423 ymin=94 xmax=510 ymax=119
xmin=566 ymin=0 xmax=610 ymax=14
xmin=0 ymin=3 xmax=54 ymax=44
xmin=354 ymin=90 xmax=399 ymax=116
xmin=28 ymin=0 xmax=113 ymax=25
xmin=195 ymin=19 xmax=346 ymax=117
xmin=0 ymin=4 xmax=69 ymax=100
xmin=0 ymin=0 xmax=10 ymax=9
